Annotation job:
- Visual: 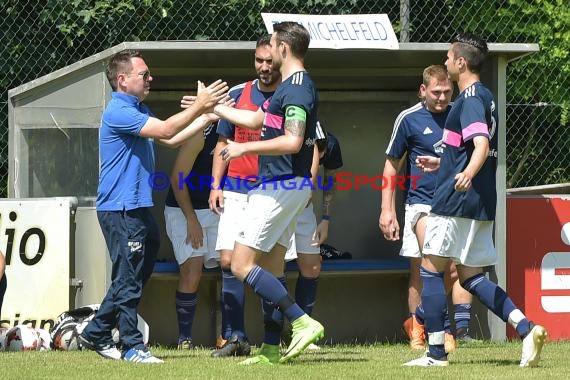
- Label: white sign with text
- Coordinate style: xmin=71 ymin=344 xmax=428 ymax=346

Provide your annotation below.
xmin=262 ymin=13 xmax=399 ymax=50
xmin=0 ymin=198 xmax=75 ymax=330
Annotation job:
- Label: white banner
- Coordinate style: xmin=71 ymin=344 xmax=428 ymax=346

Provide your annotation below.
xmin=262 ymin=13 xmax=399 ymax=50
xmin=0 ymin=198 xmax=75 ymax=331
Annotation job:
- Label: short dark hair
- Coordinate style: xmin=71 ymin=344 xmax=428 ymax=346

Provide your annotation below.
xmin=256 ymin=34 xmax=271 ymax=48
xmin=451 ymin=33 xmax=488 ymax=74
xmin=106 ymin=50 xmax=143 ymax=91
xmin=273 ymin=22 xmax=310 ymax=58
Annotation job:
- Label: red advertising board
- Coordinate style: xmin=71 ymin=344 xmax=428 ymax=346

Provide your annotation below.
xmin=507 ymin=196 xmax=570 ymax=340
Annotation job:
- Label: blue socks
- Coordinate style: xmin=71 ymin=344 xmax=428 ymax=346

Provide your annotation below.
xmin=454 ymin=303 xmax=472 ymax=332
xmin=244 ymin=266 xmax=304 ymax=322
xmin=221 ymin=268 xmax=246 ymax=340
xmin=462 ymin=273 xmax=516 ymax=324
xmin=175 ymin=290 xmax=197 ymax=342
xmin=295 ymin=275 xmax=319 ymax=315
xmin=262 ymin=276 xmax=288 ymax=345
xmin=462 ymin=273 xmax=532 ymax=338
xmin=420 ymin=266 xmax=447 ymax=360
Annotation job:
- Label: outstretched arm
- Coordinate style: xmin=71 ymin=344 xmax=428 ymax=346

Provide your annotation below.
xmin=220 ymin=105 xmax=306 ymax=161
xmin=141 ymin=80 xmax=228 ymax=140
xmin=214 ymin=104 xmax=265 ymax=130
xmin=157 ymin=114 xmax=216 ymax=148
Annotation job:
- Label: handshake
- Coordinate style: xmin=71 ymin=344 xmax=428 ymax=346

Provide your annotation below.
xmin=179 ymin=80 xmax=235 ymax=117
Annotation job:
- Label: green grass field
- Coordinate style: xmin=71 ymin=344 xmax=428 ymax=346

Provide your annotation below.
xmin=2 ymin=340 xmax=570 ymax=379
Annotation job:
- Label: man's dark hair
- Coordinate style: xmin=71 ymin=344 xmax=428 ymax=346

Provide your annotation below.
xmin=316 ymin=135 xmax=328 ymax=153
xmin=106 ymin=50 xmax=143 ymax=91
xmin=451 ymin=32 xmax=488 ymax=74
xmin=256 ymin=34 xmax=271 ymax=48
xmin=273 ymin=22 xmax=310 ymax=58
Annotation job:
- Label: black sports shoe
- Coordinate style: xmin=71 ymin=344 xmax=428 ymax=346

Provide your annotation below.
xmin=210 ymin=334 xmax=251 ymax=357
xmin=456 ymin=328 xmax=479 ymax=343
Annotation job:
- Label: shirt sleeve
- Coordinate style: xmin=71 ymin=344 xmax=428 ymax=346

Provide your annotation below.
xmin=385 ymin=114 xmax=409 ymax=159
xmin=461 ymin=96 xmax=490 ymax=142
xmin=282 ymin=83 xmax=315 ymax=115
xmin=216 ymin=118 xmax=235 ymax=139
xmin=322 ymin=134 xmax=343 ymax=170
xmin=104 ymin=104 xmax=150 ymax=135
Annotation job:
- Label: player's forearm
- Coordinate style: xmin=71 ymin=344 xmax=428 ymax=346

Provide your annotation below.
xmin=464 ymin=137 xmax=490 ymax=179
xmin=212 ymin=140 xmax=229 ymax=188
xmin=241 ymin=135 xmax=303 ymax=156
xmin=158 ymin=114 xmax=211 ymax=148
xmin=172 ymin=186 xmax=198 ymax=222
xmin=381 ymin=158 xmax=399 ymax=210
xmin=322 ymin=168 xmax=337 ymax=217
xmin=214 ymin=105 xmax=262 ymax=130
xmin=163 ymin=102 xmax=212 ymax=138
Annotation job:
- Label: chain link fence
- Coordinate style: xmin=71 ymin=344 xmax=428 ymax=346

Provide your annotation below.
xmin=1 ymin=0 xmax=568 ymax=197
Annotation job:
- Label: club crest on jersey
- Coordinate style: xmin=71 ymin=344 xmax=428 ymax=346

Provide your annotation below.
xmin=305 ymin=137 xmax=317 ymax=147
xmin=433 ymin=139 xmax=444 ymax=154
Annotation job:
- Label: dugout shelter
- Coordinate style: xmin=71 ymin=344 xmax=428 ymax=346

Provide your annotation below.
xmin=7 ymin=40 xmax=538 ymax=345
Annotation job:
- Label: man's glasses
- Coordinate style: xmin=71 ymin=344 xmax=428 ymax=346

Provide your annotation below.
xmin=137 ymin=71 xmax=151 ymax=81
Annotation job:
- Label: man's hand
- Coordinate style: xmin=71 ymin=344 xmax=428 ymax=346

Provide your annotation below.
xmin=312 ymin=220 xmax=330 ymax=245
xmin=454 ymin=171 xmax=473 ymax=192
xmin=186 ymin=216 xmax=204 ymax=249
xmin=219 ymin=139 xmax=246 ymax=162
xmin=189 ymin=80 xmax=229 ymax=112
xmin=181 ymin=94 xmax=235 ymax=110
xmin=379 ymin=209 xmax=400 ymax=241
xmin=416 ymin=155 xmax=440 ymax=173
xmin=181 ymin=93 xmax=235 ymax=124
xmin=209 ymin=189 xmax=225 ymax=215
xmin=180 ymin=95 xmax=197 ymax=109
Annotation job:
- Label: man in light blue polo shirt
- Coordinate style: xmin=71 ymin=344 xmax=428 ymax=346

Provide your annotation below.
xmin=79 ymin=49 xmax=227 ymax=364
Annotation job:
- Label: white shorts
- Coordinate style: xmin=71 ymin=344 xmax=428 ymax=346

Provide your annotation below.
xmin=400 ymin=203 xmax=431 ymax=258
xmin=164 ymin=206 xmax=220 ymax=269
xmin=422 ymin=214 xmax=496 ymax=267
xmin=237 ymin=178 xmax=311 ymax=253
xmin=285 ymin=203 xmax=320 ymax=261
xmin=215 ymin=191 xmax=249 ymax=252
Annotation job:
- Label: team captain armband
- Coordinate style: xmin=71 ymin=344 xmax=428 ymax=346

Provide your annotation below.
xmin=285 ymin=105 xmax=307 ymax=122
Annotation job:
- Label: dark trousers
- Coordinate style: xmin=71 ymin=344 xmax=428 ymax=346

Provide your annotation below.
xmin=0 ymin=273 xmax=6 ymax=317
xmin=82 ymin=208 xmax=159 ymax=350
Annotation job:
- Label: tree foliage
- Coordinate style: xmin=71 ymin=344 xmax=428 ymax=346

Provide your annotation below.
xmin=448 ymin=0 xmax=569 ymax=124
xmin=1 ymin=0 xmax=569 ymax=194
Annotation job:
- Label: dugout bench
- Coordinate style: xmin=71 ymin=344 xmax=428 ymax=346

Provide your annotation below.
xmin=139 ymin=259 xmax=411 ymax=346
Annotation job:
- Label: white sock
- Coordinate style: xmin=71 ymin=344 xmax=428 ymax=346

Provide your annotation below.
xmin=508 ymin=309 xmax=526 ymax=329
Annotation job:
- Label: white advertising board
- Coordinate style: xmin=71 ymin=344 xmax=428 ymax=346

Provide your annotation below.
xmin=261 ymin=13 xmax=399 ymax=50
xmin=0 ymin=198 xmax=75 ymax=330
